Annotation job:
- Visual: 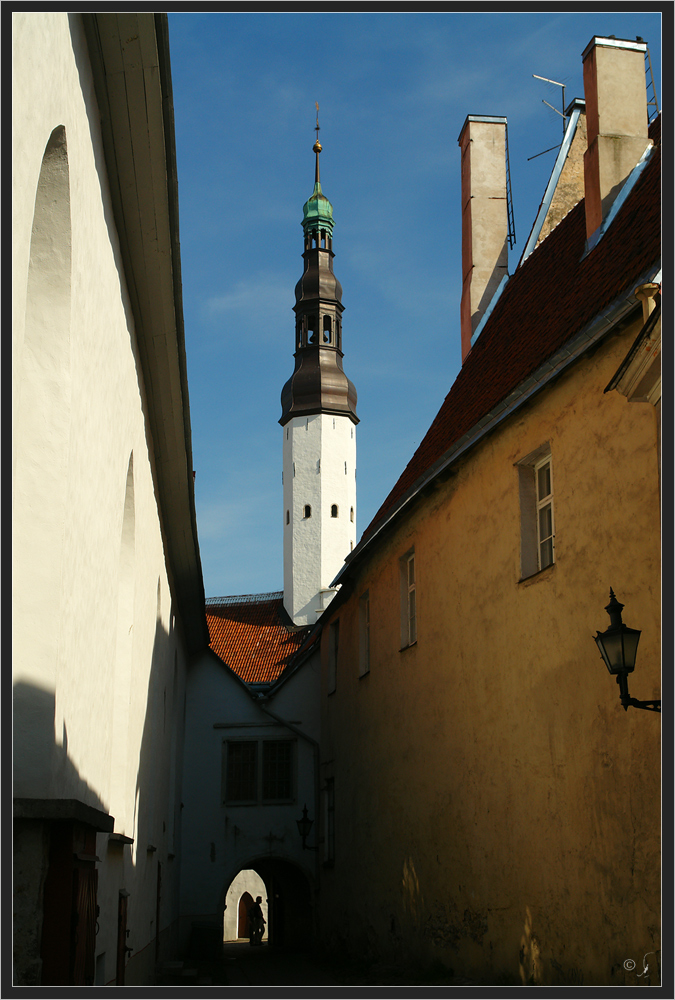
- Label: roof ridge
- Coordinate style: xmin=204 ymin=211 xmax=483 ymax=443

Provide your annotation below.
xmin=206 ymin=591 xmax=283 ymax=606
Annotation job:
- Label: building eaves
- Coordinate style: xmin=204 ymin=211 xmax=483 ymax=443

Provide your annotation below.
xmin=81 ymin=13 xmax=208 ymax=653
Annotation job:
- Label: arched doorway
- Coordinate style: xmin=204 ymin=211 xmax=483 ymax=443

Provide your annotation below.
xmin=238 ymin=891 xmax=253 ymax=939
xmin=222 ymin=859 xmax=313 ymax=950
xmin=224 ymin=870 xmax=268 ymax=943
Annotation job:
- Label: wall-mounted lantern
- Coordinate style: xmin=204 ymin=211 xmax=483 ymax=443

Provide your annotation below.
xmin=594 ymin=589 xmax=660 ymax=712
xmin=296 ymin=804 xmax=316 ymax=850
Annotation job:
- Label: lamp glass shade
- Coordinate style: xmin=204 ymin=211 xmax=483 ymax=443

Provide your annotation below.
xmin=595 ymin=626 xmax=640 ymax=675
xmin=296 ymin=809 xmax=313 ymax=840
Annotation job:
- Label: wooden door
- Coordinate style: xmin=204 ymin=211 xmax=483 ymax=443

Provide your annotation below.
xmin=116 ymin=891 xmax=129 ymax=985
xmin=70 ymin=866 xmax=98 ymax=985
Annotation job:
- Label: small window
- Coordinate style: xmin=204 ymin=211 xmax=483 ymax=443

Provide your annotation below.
xmin=400 ymin=548 xmax=417 ymax=648
xmin=517 ymin=446 xmax=555 ymax=579
xmin=262 ymin=741 xmax=294 ymax=801
xmin=286 ymin=510 xmax=290 ymax=525
xmin=224 ymin=741 xmax=257 ymax=803
xmin=304 ymin=504 xmax=312 ymax=519
xmin=344 ymin=462 xmax=347 ymax=475
xmin=359 ymin=591 xmax=370 ymax=677
xmin=350 ymin=507 xmax=354 ymax=522
xmin=328 ymin=620 xmax=339 ymax=694
xmin=536 ymin=458 xmax=554 ymax=570
xmin=323 ymin=315 xmax=332 ymax=343
xmin=223 ymin=739 xmax=295 ymax=805
xmin=331 ymin=504 xmax=338 ymax=518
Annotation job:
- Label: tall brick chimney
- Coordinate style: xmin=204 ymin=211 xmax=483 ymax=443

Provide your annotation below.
xmin=582 ymin=36 xmax=650 ymax=239
xmin=458 ymin=116 xmax=509 ymax=364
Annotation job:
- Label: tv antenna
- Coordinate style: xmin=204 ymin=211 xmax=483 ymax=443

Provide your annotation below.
xmin=528 ymin=73 xmax=568 ymax=161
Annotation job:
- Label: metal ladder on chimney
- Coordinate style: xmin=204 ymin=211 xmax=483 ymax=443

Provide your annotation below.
xmin=645 ymin=46 xmax=659 ymax=122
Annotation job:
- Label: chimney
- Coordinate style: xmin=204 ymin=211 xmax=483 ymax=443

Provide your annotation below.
xmin=458 ymin=116 xmax=509 ymax=363
xmin=582 ymin=36 xmax=650 ymax=239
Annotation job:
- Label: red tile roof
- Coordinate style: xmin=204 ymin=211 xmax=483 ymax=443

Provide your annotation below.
xmin=363 ymin=117 xmax=661 ymax=543
xmin=206 ymin=593 xmax=310 ymax=685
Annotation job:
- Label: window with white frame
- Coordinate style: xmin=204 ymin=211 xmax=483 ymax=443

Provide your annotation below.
xmin=222 ymin=739 xmax=295 ymax=805
xmin=400 ymin=548 xmax=417 ymax=648
xmin=517 ymin=446 xmax=555 ymax=579
xmin=359 ymin=591 xmax=370 ymax=677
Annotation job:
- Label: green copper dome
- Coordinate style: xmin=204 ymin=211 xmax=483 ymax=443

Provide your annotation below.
xmin=302 ymin=181 xmax=334 ymax=235
xmin=302 ymin=139 xmax=334 ymax=236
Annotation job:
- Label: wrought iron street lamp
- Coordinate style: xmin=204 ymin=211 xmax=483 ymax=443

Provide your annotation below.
xmin=594 ymin=589 xmax=660 ymax=712
xmin=296 ymin=804 xmax=316 ymax=849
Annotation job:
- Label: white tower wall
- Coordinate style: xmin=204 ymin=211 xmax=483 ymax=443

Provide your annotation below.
xmin=283 ymin=413 xmax=356 ymax=625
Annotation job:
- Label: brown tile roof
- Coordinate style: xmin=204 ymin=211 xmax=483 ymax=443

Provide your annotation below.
xmin=363 ymin=117 xmax=661 ymax=544
xmin=206 ymin=592 xmax=310 ymax=685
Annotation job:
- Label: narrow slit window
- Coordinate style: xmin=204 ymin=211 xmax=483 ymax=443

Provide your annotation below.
xmin=328 ymin=620 xmax=339 ymax=694
xmin=323 ymin=315 xmax=332 ymax=343
xmin=331 ymin=504 xmax=338 ymax=518
xmin=400 ymin=548 xmax=417 ymax=648
xmin=359 ymin=591 xmax=370 ymax=676
xmin=304 ymin=504 xmax=312 ymax=519
xmin=286 ymin=510 xmax=290 ymax=524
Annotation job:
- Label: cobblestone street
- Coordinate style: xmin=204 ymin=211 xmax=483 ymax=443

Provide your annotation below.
xmin=159 ymin=940 xmax=484 ymax=989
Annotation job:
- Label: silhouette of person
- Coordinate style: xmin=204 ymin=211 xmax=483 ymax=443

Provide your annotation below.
xmin=248 ymin=896 xmax=265 ymax=946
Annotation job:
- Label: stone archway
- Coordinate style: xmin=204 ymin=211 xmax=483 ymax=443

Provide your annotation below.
xmin=222 ymin=858 xmax=313 ymax=950
xmin=251 ymin=858 xmax=313 ymax=950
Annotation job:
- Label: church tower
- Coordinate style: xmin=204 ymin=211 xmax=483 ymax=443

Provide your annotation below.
xmin=280 ymin=115 xmax=358 ymax=626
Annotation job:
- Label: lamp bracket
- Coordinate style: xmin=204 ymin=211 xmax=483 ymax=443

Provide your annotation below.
xmin=627 ymin=698 xmax=661 ymax=713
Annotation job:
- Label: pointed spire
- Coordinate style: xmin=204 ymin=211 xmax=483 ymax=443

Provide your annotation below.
xmin=314 ymin=101 xmax=322 ymax=186
xmin=302 ymin=103 xmax=334 ymax=237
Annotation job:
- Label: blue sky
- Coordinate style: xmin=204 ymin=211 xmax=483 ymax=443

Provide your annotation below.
xmin=167 ymin=12 xmax=662 ymax=600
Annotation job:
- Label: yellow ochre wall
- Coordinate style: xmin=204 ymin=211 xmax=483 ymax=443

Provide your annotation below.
xmin=319 ymin=315 xmax=660 ymax=987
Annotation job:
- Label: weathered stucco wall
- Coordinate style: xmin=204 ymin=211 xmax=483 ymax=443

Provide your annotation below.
xmin=319 ymin=316 xmax=660 ymax=986
xmin=13 ymin=13 xmax=190 ymax=985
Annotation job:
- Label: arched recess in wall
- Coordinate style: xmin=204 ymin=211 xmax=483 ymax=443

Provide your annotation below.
xmin=110 ymin=453 xmax=136 ymax=833
xmin=13 ymin=125 xmax=72 ymax=711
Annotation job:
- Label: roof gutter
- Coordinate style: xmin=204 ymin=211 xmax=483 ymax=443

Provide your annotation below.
xmin=331 ymin=260 xmax=660 ymax=589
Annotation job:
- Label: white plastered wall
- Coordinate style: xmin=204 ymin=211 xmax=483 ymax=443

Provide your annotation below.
xmin=283 ymin=413 xmax=356 ymax=624
xmin=12 ymin=12 xmax=188 ymax=984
